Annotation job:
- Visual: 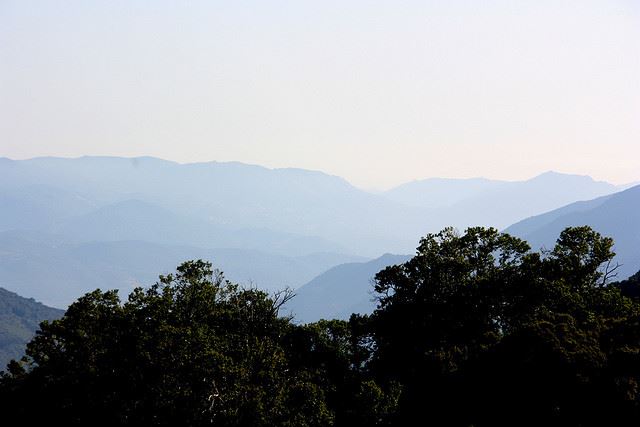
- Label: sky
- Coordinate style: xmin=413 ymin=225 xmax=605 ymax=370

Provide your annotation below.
xmin=1 ymin=1 xmax=639 ymax=190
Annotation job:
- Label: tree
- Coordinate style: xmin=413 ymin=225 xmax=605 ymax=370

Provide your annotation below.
xmin=370 ymin=226 xmax=640 ymax=426
xmin=0 ymin=261 xmax=338 ymax=426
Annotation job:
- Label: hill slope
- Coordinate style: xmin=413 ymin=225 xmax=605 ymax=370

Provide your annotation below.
xmin=0 ymin=287 xmax=63 ymax=371
xmin=505 ymin=185 xmax=640 ymax=279
xmin=286 ymin=254 xmax=410 ymax=323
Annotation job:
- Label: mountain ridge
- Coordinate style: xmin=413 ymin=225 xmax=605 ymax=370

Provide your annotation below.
xmin=505 ymin=184 xmax=640 ymax=279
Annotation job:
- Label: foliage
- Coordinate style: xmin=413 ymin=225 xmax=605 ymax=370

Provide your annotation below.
xmin=370 ymin=226 xmax=640 ymax=425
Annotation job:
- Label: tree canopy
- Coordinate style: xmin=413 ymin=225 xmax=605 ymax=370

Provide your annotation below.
xmin=0 ymin=261 xmax=380 ymax=426
xmin=2 ymin=227 xmax=640 ymax=426
xmin=370 ymin=226 xmax=640 ymax=425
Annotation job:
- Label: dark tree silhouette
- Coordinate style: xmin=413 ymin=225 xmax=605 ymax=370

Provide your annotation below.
xmin=370 ymin=226 xmax=640 ymax=426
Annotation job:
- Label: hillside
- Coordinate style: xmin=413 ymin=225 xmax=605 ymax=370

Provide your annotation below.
xmin=0 ymin=287 xmax=63 ymax=370
xmin=286 ymin=254 xmax=410 ymax=323
xmin=505 ymin=185 xmax=640 ymax=279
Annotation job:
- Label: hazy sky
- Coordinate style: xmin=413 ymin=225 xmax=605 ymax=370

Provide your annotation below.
xmin=1 ymin=1 xmax=639 ymax=189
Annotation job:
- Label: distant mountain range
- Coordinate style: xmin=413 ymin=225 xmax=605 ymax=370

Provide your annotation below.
xmin=0 ymin=287 xmax=63 ymax=370
xmin=384 ymin=171 xmax=622 ymax=230
xmin=0 ymin=156 xmax=425 ymax=256
xmin=0 ymin=156 xmax=630 ymax=308
xmin=1 ymin=157 xmax=624 ymax=254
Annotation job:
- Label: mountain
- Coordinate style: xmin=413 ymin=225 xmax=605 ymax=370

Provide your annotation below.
xmin=505 ymin=184 xmax=640 ymax=279
xmin=0 ymin=231 xmax=367 ymax=308
xmin=2 ymin=157 xmax=621 ymax=256
xmin=0 ymin=157 xmax=355 ymax=256
xmin=0 ymin=287 xmax=63 ymax=371
xmin=385 ymin=171 xmax=621 ymax=230
xmin=1 ymin=156 xmax=626 ymax=307
xmin=286 ymin=254 xmax=411 ymax=323
xmin=0 ymin=156 xmax=426 ymax=255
